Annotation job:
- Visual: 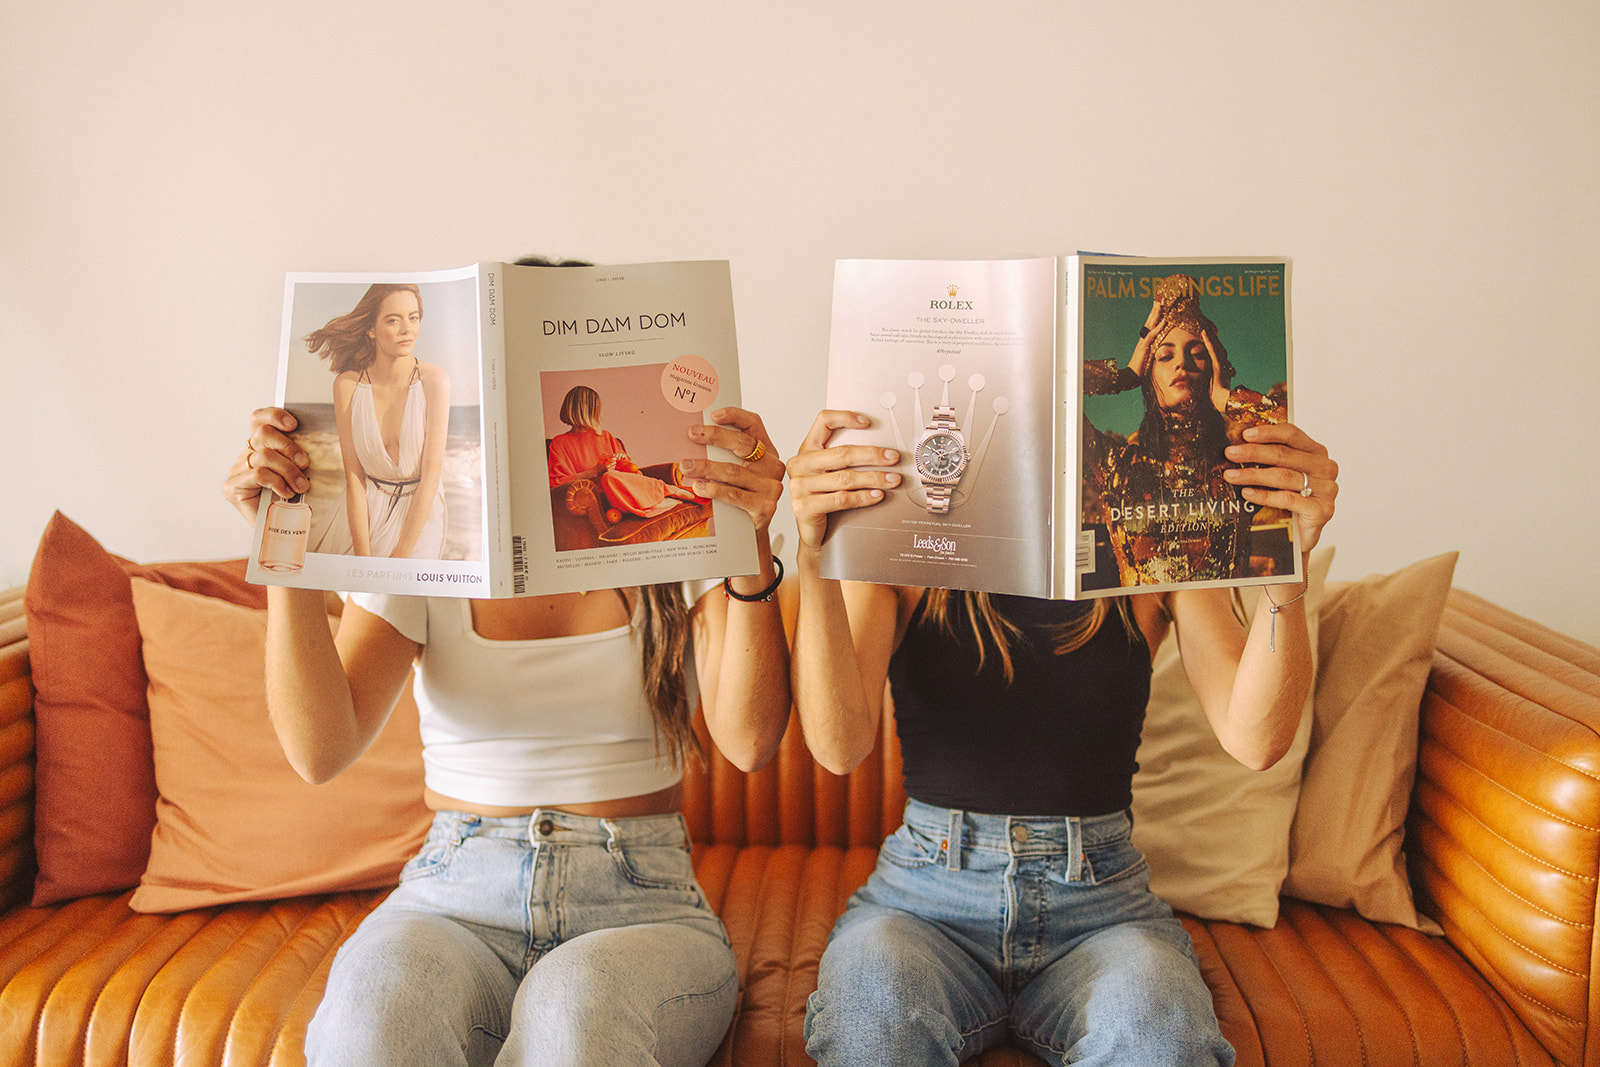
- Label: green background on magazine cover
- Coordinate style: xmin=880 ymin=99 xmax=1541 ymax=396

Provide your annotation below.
xmin=1080 ymin=261 xmax=1287 ymax=438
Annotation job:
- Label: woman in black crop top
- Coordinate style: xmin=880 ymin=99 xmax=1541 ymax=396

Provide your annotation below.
xmin=787 ymin=408 xmax=1338 ymax=1066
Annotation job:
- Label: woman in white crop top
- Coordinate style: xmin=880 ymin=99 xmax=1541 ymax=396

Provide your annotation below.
xmin=225 ymin=385 xmax=791 ymax=1066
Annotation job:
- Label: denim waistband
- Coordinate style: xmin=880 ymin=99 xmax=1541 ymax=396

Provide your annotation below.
xmin=902 ymin=797 xmax=1131 ymax=872
xmin=429 ymin=808 xmax=691 ymax=850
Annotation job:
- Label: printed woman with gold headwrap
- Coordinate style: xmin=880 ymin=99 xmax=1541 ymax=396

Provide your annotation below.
xmin=1083 ymin=274 xmax=1291 ymax=587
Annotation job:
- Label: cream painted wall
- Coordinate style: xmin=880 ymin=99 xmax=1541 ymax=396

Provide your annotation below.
xmin=4 ymin=2 xmax=1596 ymax=644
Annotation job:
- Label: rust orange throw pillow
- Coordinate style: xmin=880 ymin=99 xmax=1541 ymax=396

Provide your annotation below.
xmin=23 ymin=511 xmax=266 ymax=905
xmin=128 ymin=577 xmax=430 ymax=912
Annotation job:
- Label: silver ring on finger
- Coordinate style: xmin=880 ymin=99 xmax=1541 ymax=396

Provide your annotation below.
xmin=1300 ymin=472 xmax=1313 ymax=497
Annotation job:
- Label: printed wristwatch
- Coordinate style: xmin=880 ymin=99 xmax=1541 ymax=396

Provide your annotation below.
xmin=913 ymin=404 xmax=970 ymax=514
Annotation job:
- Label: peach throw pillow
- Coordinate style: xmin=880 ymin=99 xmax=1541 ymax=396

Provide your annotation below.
xmin=129 ymin=578 xmax=431 ymax=912
xmin=1132 ymin=548 xmax=1333 ymax=927
xmin=1282 ymin=551 xmax=1459 ymax=931
xmin=22 ymin=511 xmax=267 ymax=904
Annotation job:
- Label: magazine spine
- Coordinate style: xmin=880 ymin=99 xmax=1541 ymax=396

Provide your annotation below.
xmin=1062 ymin=255 xmax=1089 ymax=598
xmin=478 ymin=262 xmax=512 ymax=597
xmin=1052 ymin=257 xmax=1068 ymax=598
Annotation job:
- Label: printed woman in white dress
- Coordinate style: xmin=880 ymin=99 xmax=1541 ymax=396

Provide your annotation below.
xmin=307 ymin=284 xmax=450 ymax=559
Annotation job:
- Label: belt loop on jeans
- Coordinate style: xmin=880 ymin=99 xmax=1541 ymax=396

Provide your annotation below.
xmin=1065 ymin=816 xmax=1083 ymax=883
xmin=945 ymin=809 xmax=964 ymax=872
xmin=602 ymin=818 xmax=621 ymax=854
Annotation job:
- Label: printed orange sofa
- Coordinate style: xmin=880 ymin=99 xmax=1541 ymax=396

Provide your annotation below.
xmin=3 ymin=539 xmax=1600 ymax=1065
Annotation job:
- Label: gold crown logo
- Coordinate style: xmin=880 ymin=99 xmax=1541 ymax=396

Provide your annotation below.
xmin=947 ymin=284 xmax=958 ymax=297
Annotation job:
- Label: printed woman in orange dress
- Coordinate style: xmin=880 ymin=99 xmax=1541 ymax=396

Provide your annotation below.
xmin=547 ymin=385 xmax=699 ymax=518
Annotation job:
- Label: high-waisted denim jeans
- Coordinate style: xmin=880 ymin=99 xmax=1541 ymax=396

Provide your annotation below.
xmin=307 ymin=809 xmax=737 ymax=1067
xmin=805 ymin=799 xmax=1233 ymax=1066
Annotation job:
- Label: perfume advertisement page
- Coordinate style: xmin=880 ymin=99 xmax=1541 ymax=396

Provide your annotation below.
xmin=501 ymin=260 xmax=757 ymax=596
xmin=820 ymin=258 xmax=1058 ymax=596
xmin=248 ymin=264 xmax=491 ymax=597
xmin=1072 ymin=256 xmax=1297 ymax=597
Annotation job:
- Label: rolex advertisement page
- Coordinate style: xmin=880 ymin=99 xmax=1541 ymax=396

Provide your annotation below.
xmin=820 ymin=257 xmax=1060 ymax=596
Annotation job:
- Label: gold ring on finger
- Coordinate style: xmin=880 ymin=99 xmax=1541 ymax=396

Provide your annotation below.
xmin=741 ymin=439 xmax=767 ymax=463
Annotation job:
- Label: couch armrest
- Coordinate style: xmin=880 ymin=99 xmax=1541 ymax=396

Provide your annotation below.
xmin=0 ymin=588 xmax=35 ymax=912
xmin=1409 ymin=588 xmax=1600 ymax=1067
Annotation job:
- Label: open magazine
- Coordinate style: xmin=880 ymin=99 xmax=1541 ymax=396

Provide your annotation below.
xmin=819 ymin=255 xmax=1298 ymax=599
xmin=246 ymin=259 xmax=758 ymax=597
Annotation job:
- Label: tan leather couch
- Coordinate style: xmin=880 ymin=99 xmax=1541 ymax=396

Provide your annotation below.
xmin=3 ymin=581 xmax=1598 ymax=1066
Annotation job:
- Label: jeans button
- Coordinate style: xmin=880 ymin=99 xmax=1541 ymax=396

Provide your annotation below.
xmin=1011 ymin=824 xmax=1031 ymax=843
xmin=536 ymin=818 xmax=556 ymax=836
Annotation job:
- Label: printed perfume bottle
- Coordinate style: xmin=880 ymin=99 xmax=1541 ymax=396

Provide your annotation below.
xmin=258 ymin=491 xmax=311 ymax=573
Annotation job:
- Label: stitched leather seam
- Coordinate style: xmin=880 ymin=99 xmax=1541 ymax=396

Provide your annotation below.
xmin=1421 ymin=808 xmax=1595 ymax=933
xmin=1430 ymin=689 xmax=1600 ymax=790
xmin=1503 ymin=979 xmax=1582 ymax=1028
xmin=1283 ymin=909 xmax=1370 ymax=1067
xmin=1385 ymin=925 xmax=1477 ymax=1065
xmin=1444 ymin=878 xmax=1589 ymax=1020
xmin=1239 ymin=916 xmax=1320 ymax=1064
xmin=1332 ymin=914 xmax=1422 ymax=1067
xmin=1445 ymin=868 xmax=1592 ymax=986
xmin=1190 ymin=925 xmax=1271 ymax=1062
xmin=1427 ymin=733 xmax=1600 ymax=883
xmin=780 ymin=848 xmax=802 ymax=1067
xmin=1355 ymin=922 xmax=1429 ymax=1067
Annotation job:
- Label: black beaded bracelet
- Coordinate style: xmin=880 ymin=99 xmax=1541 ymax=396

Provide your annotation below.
xmin=724 ymin=555 xmax=784 ymax=603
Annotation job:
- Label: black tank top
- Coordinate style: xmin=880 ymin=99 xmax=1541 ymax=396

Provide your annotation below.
xmin=887 ymin=593 xmax=1151 ymax=816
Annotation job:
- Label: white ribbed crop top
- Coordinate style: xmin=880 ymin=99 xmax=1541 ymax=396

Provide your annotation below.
xmin=350 ymin=593 xmax=694 ymax=807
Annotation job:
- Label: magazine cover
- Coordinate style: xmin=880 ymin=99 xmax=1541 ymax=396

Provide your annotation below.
xmin=819 ymin=257 xmax=1061 ymax=596
xmin=247 ymin=260 xmax=756 ymax=597
xmin=499 ymin=259 xmax=757 ymax=595
xmin=1069 ymin=256 xmax=1298 ymax=597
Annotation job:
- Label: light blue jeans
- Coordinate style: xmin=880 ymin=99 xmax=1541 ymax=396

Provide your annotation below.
xmin=805 ymin=799 xmax=1234 ymax=1066
xmin=307 ymin=809 xmax=737 ymax=1067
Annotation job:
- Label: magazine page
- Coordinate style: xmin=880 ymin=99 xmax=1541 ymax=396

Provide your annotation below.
xmin=247 ymin=264 xmax=495 ymax=597
xmin=819 ymin=257 xmax=1060 ymax=596
xmin=1068 ymin=256 xmax=1299 ymax=598
xmin=500 ymin=260 xmax=758 ymax=595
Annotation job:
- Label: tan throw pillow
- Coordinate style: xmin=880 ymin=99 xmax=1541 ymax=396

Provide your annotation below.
xmin=1132 ymin=548 xmax=1334 ymax=927
xmin=1282 ymin=551 xmax=1459 ymax=931
xmin=129 ymin=578 xmax=431 ymax=912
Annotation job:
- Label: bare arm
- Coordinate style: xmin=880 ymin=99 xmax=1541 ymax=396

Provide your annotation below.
xmin=786 ymin=410 xmax=913 ymax=775
xmin=264 ymin=589 xmax=418 ymax=783
xmin=1177 ymin=420 xmax=1339 ymax=769
xmin=225 ymin=407 xmax=416 ymax=782
xmin=680 ymin=407 xmax=791 ymax=772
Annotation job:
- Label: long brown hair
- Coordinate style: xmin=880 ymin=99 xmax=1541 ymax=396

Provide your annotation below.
xmin=636 ymin=583 xmax=701 ymax=767
xmin=305 ymin=283 xmax=424 ymax=374
xmin=919 ymin=590 xmax=1138 ymax=684
xmin=515 ymin=253 xmax=702 ymax=766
